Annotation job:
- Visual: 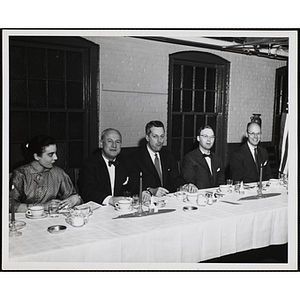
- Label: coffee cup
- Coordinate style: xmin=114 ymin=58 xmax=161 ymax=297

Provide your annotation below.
xmin=115 ymin=199 xmax=131 ymax=211
xmin=26 ymin=205 xmax=44 ymax=217
xmin=77 ymin=207 xmax=92 ymax=224
xmin=219 ymin=185 xmax=229 ymax=193
xmin=175 ymin=191 xmax=185 ymax=201
xmin=67 ymin=210 xmax=85 ymax=227
xmin=197 ymin=194 xmax=207 ymax=206
xmin=186 ymin=192 xmax=198 ymax=204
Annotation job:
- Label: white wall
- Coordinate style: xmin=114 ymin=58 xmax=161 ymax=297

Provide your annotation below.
xmin=84 ymin=36 xmax=286 ymax=146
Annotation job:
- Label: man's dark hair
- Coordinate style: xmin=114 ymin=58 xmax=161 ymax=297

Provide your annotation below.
xmin=145 ymin=120 xmax=165 ymax=135
xmin=197 ymin=125 xmax=214 ymax=136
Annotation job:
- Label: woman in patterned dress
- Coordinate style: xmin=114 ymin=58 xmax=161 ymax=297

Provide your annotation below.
xmin=10 ymin=135 xmax=81 ymax=212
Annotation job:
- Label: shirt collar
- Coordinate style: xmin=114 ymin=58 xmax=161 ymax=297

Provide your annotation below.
xmin=147 ymin=144 xmax=160 ymax=158
xmin=199 ymin=148 xmax=210 ymax=156
xmin=247 ymin=141 xmax=257 ymax=151
xmin=102 ymin=155 xmax=116 ymax=166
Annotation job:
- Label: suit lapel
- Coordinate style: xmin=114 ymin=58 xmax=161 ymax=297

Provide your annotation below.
xmin=143 ymin=146 xmax=162 ymax=183
xmin=245 ymin=144 xmax=259 ymax=175
xmin=160 ymin=150 xmax=168 ymax=186
xmin=98 ymin=155 xmax=112 ymax=195
xmin=114 ymin=159 xmax=126 ymax=195
xmin=197 ymin=149 xmax=212 ymax=176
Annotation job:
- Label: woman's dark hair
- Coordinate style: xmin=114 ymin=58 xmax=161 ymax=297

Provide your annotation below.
xmin=24 ymin=135 xmax=56 ymax=161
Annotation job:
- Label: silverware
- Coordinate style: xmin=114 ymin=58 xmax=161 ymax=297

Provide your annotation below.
xmin=113 ymin=209 xmax=176 ymax=219
xmin=220 ymin=200 xmax=241 ymax=205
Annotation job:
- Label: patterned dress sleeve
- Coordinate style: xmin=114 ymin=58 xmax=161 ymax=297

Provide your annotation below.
xmin=9 ymin=169 xmax=25 ymax=212
xmin=56 ymin=169 xmax=77 ymax=200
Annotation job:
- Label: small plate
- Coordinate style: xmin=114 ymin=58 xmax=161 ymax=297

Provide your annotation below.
xmin=115 ymin=207 xmax=133 ymax=213
xmin=47 ymin=225 xmax=67 ymax=234
xmin=183 ymin=206 xmax=198 ymax=212
xmin=25 ymin=212 xmax=47 ymax=219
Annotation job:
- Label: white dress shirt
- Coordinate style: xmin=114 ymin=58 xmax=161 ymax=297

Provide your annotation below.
xmin=247 ymin=141 xmax=257 ymax=162
xmin=146 ymin=145 xmax=162 ymax=174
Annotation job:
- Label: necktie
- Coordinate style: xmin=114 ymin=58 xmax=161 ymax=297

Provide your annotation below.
xmin=108 ymin=160 xmax=118 ymax=167
xmin=203 ymin=153 xmax=211 ymax=158
xmin=154 ymin=153 xmax=163 ymax=185
xmin=254 ymin=148 xmax=260 ymax=171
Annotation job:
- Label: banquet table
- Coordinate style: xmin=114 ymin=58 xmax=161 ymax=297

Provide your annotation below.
xmin=8 ymin=182 xmax=288 ymax=265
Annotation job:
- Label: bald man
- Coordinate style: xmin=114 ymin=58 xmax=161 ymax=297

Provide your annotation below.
xmin=79 ymin=128 xmax=139 ymax=206
xmin=229 ymin=122 xmax=273 ymax=183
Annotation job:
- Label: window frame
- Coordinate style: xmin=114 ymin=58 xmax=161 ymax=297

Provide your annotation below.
xmin=167 ymin=51 xmax=230 ymax=165
xmin=9 ymin=36 xmax=99 ymax=173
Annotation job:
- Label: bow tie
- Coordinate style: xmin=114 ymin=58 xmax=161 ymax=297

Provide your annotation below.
xmin=203 ymin=153 xmax=211 ymax=158
xmin=108 ymin=160 xmax=118 ymax=167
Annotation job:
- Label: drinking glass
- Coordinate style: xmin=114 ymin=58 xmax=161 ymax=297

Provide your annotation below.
xmin=123 ymin=191 xmax=131 ymax=199
xmin=49 ymin=202 xmax=60 ymax=217
xmin=9 ymin=221 xmax=22 ymax=237
xmin=234 ymin=181 xmax=241 ymax=193
xmin=227 ymin=179 xmax=233 ymax=187
xmin=132 ymin=194 xmax=139 ymax=209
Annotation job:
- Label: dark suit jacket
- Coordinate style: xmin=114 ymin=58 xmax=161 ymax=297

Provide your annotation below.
xmin=78 ymin=151 xmax=139 ymax=204
xmin=130 ymin=145 xmax=184 ymax=193
xmin=229 ymin=143 xmax=273 ymax=183
xmin=181 ymin=148 xmax=225 ymax=189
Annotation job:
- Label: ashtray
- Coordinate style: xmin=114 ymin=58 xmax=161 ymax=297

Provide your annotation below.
xmin=47 ymin=225 xmax=67 ymax=234
xmin=183 ymin=206 xmax=198 ymax=212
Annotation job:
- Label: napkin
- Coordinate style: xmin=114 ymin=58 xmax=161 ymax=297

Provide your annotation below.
xmin=76 ymin=201 xmax=102 ymax=211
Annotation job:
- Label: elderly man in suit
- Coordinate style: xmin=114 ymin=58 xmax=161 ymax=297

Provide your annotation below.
xmin=181 ymin=125 xmax=225 ymax=189
xmin=79 ymin=128 xmax=139 ymax=206
xmin=131 ymin=120 xmax=185 ymax=197
xmin=230 ymin=122 xmax=273 ymax=183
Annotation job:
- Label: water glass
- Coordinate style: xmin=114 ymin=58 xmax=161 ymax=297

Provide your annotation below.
xmin=123 ymin=191 xmax=132 ymax=199
xmin=227 ymin=179 xmax=233 ymax=186
xmin=49 ymin=202 xmax=59 ymax=217
xmin=132 ymin=194 xmax=139 ymax=209
xmin=234 ymin=181 xmax=241 ymax=193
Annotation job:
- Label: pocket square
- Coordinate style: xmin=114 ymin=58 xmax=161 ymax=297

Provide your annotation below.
xmin=123 ymin=177 xmax=129 ymax=185
xmin=217 ymin=168 xmax=220 ymax=172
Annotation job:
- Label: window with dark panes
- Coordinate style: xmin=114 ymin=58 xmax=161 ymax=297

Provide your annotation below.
xmin=9 ymin=37 xmax=99 ymax=183
xmin=168 ymin=51 xmax=230 ymax=165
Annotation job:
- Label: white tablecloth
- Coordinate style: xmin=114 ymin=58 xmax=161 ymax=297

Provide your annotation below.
xmin=7 ymin=183 xmax=288 ymax=266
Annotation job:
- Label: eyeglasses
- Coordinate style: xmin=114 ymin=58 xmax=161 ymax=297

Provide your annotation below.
xmin=247 ymin=132 xmax=262 ymax=137
xmin=200 ymin=135 xmax=216 ymax=140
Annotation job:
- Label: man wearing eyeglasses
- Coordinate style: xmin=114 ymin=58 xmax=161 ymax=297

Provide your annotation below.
xmin=181 ymin=125 xmax=225 ymax=189
xmin=229 ymin=122 xmax=273 ymax=183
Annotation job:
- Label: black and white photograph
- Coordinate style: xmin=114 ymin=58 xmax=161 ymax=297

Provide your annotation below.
xmin=2 ymin=28 xmax=298 ymax=278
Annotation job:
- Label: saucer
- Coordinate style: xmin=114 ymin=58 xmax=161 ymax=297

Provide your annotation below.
xmin=25 ymin=212 xmax=47 ymax=219
xmin=115 ymin=207 xmax=133 ymax=213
